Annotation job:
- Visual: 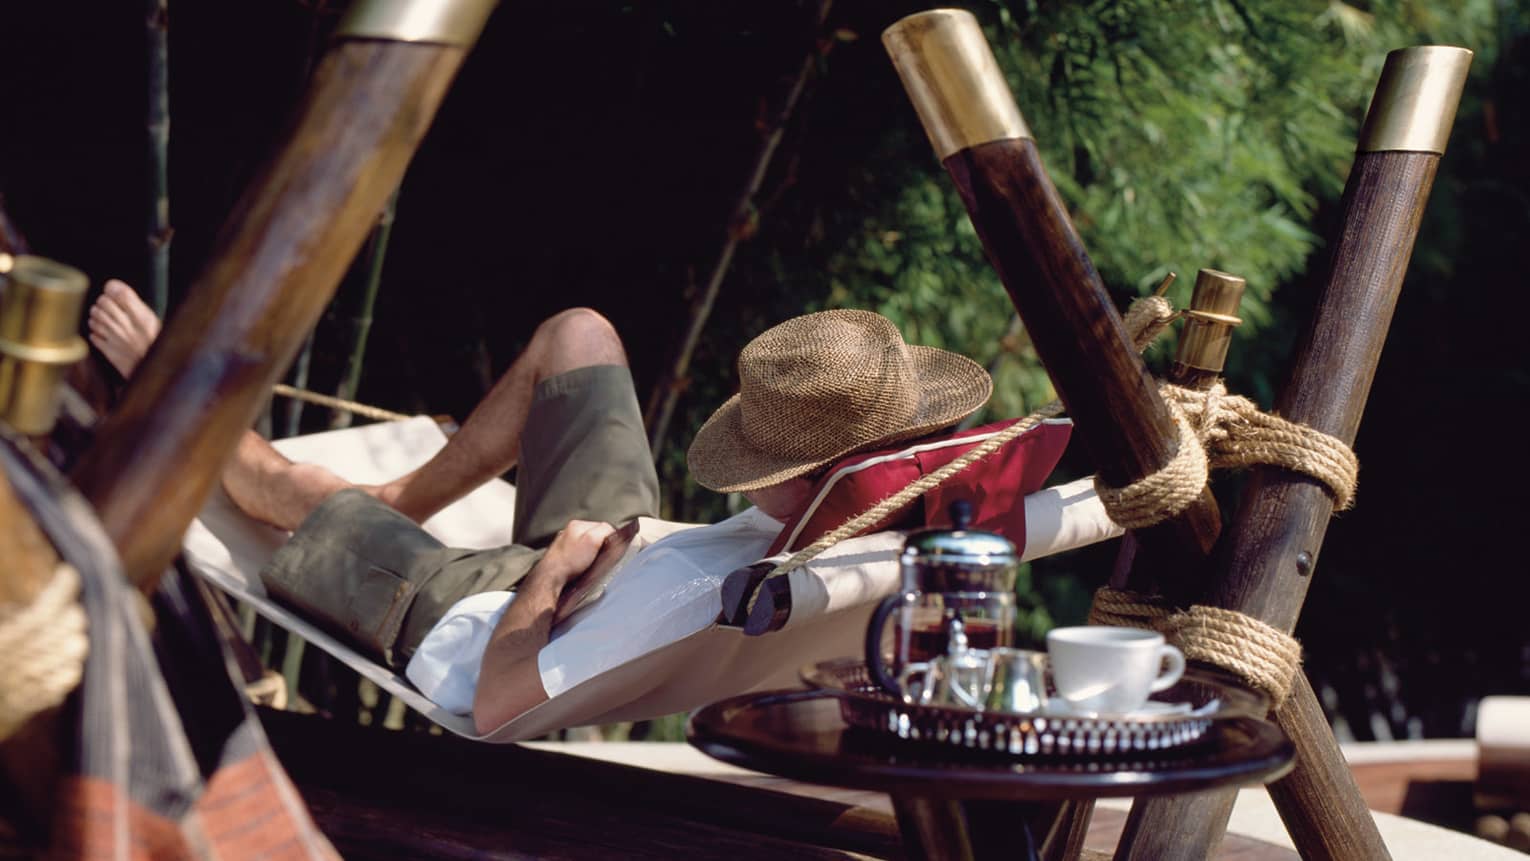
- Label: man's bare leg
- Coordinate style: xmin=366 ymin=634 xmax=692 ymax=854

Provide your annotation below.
xmin=89 ymin=281 xmax=355 ymax=530
xmin=373 ymin=307 xmax=628 ymax=522
xmin=89 ymin=284 xmax=628 ymax=529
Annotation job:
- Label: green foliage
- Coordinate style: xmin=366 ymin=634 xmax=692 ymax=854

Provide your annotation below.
xmin=664 ymin=1 xmax=1495 ymax=507
xmin=645 ymin=2 xmax=1506 ymax=741
xmin=663 ymin=0 xmax=1499 ymax=509
xmin=804 ymin=2 xmax=1498 ymax=426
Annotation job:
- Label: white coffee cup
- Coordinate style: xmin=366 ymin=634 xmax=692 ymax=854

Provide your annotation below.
xmin=1046 ymin=626 xmax=1185 ymax=714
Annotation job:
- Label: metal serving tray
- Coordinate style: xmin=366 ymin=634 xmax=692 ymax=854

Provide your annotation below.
xmin=801 ymin=657 xmax=1264 ymax=759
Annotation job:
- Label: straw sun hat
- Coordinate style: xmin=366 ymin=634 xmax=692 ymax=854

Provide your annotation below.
xmin=687 ymin=309 xmax=992 ymax=493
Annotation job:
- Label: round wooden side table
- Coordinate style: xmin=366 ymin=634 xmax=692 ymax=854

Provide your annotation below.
xmin=688 ymin=671 xmax=1293 ymax=860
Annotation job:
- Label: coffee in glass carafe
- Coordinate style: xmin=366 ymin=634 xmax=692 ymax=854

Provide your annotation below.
xmin=864 ymin=500 xmax=1020 ymax=701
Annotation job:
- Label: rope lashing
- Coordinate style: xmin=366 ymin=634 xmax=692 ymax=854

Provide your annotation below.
xmin=756 ymin=291 xmax=1355 ymax=599
xmin=0 ymin=564 xmax=89 ymax=740
xmin=1093 ymin=405 xmax=1209 ymax=530
xmin=1093 ymin=297 xmax=1359 ymax=529
xmin=1089 ymin=587 xmax=1303 ymax=706
xmin=1123 ymin=294 xmax=1178 ymax=352
xmin=1087 ymin=586 xmax=1173 ymax=629
xmin=1166 ymin=382 xmax=1359 ymax=510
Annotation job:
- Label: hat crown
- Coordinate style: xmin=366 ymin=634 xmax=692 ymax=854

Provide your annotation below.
xmin=686 ymin=308 xmax=992 ymax=493
xmin=736 ymin=311 xmax=920 ymax=460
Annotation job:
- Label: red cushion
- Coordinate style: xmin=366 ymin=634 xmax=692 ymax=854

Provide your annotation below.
xmin=766 ymin=417 xmax=1073 ymax=556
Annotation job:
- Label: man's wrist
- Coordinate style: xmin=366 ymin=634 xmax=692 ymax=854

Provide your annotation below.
xmin=529 ymin=552 xmax=579 ymax=590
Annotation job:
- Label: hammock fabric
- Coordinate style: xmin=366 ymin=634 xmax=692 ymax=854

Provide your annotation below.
xmin=182 ymin=417 xmax=1121 ymax=742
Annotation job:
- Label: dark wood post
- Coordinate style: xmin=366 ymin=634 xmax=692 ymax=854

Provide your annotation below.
xmin=883 ymin=10 xmax=1220 ymax=603
xmin=1118 ymin=46 xmax=1472 ymax=861
xmin=71 ymin=0 xmax=497 ymax=590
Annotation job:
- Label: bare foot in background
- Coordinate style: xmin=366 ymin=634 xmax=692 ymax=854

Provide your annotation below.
xmin=87 ymin=279 xmax=160 ymax=377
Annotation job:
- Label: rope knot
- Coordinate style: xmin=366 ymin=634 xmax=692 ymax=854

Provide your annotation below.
xmin=1089 ymin=586 xmax=1303 ymax=707
xmin=1094 ymin=296 xmax=1361 ymax=531
xmin=0 ymin=564 xmax=89 ymax=740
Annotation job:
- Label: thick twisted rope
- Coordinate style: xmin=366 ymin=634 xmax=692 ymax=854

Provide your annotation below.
xmin=1088 ymin=587 xmax=1302 ymax=706
xmin=0 ymin=564 xmax=89 ymax=740
xmin=1093 ymin=407 xmax=1209 ymax=529
xmin=1094 ymin=297 xmax=1358 ymax=528
xmin=1084 ymin=294 xmax=1328 ymax=706
xmin=1165 ymin=382 xmax=1359 ymax=510
xmin=1123 ymin=294 xmax=1178 ymax=351
xmin=1087 ymin=586 xmax=1173 ymax=629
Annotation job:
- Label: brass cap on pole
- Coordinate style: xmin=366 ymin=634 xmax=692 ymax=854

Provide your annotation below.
xmin=336 ymin=0 xmax=498 ymax=46
xmin=883 ymin=9 xmax=1031 ymax=161
xmin=1175 ymin=269 xmax=1245 ymax=374
xmin=0 ymin=255 xmax=89 ymax=435
xmin=1357 ymin=46 xmax=1473 ymax=155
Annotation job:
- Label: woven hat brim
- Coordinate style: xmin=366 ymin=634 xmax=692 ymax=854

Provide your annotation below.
xmin=688 ymin=345 xmax=992 ymax=493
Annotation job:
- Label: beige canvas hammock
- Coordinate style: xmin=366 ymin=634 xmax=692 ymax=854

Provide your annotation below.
xmin=182 ymin=415 xmax=1121 ymax=742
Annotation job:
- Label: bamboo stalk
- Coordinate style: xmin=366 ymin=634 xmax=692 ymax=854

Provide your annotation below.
xmin=283 ymin=331 xmax=316 ymax=437
xmin=71 ymin=3 xmax=493 ymax=589
xmin=145 ymin=0 xmax=171 ymax=317
xmin=644 ymin=0 xmax=832 ymax=455
xmin=330 ymin=188 xmax=399 ymax=430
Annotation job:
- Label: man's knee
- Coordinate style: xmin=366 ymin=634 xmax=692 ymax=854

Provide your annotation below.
xmin=535 ymin=307 xmax=627 ymax=372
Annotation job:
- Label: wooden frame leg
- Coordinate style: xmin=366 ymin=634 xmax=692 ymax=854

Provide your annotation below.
xmin=889 ymin=795 xmax=1052 ymax=861
xmin=1267 ymin=674 xmax=1392 ymax=858
xmin=1115 ymin=674 xmax=1387 ymax=860
xmin=892 ymin=795 xmax=975 ymax=861
xmin=1041 ymin=800 xmax=1093 ymax=861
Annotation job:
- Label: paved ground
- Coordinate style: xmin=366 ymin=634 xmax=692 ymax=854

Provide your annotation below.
xmin=528 ymin=738 xmax=1521 ymax=860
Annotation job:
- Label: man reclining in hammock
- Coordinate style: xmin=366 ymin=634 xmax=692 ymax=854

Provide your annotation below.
xmin=90 ymin=281 xmax=994 ymax=733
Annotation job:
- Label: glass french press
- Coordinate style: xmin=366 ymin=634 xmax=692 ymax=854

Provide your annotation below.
xmin=863 ymin=500 xmax=1022 ymax=706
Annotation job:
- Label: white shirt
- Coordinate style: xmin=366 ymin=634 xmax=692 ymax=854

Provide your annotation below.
xmin=405 ymin=507 xmax=782 ymax=715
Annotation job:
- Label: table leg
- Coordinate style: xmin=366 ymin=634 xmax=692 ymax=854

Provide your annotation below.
xmin=1040 ymin=800 xmax=1093 ymax=861
xmin=891 ymin=795 xmax=975 ymax=861
xmin=889 ymin=795 xmax=1048 ymax=861
xmin=963 ymin=799 xmax=1045 ymax=861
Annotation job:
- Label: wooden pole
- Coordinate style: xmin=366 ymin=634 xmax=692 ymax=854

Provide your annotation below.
xmin=1118 ymin=47 xmax=1471 ymax=861
xmin=0 ymin=446 xmax=58 ymax=606
xmin=71 ymin=0 xmax=497 ymax=590
xmin=883 ymin=10 xmax=1220 ymax=602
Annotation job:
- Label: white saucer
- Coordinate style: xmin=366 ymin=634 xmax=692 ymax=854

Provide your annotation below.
xmin=1043 ymin=698 xmax=1218 ymax=719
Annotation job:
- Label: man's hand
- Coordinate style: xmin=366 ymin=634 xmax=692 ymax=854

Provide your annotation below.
xmin=536 ymin=519 xmax=615 ymax=588
xmin=474 ymin=518 xmax=614 ymax=733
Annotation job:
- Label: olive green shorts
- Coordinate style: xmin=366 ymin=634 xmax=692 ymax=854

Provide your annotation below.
xmin=259 ymin=364 xmax=660 ymax=668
